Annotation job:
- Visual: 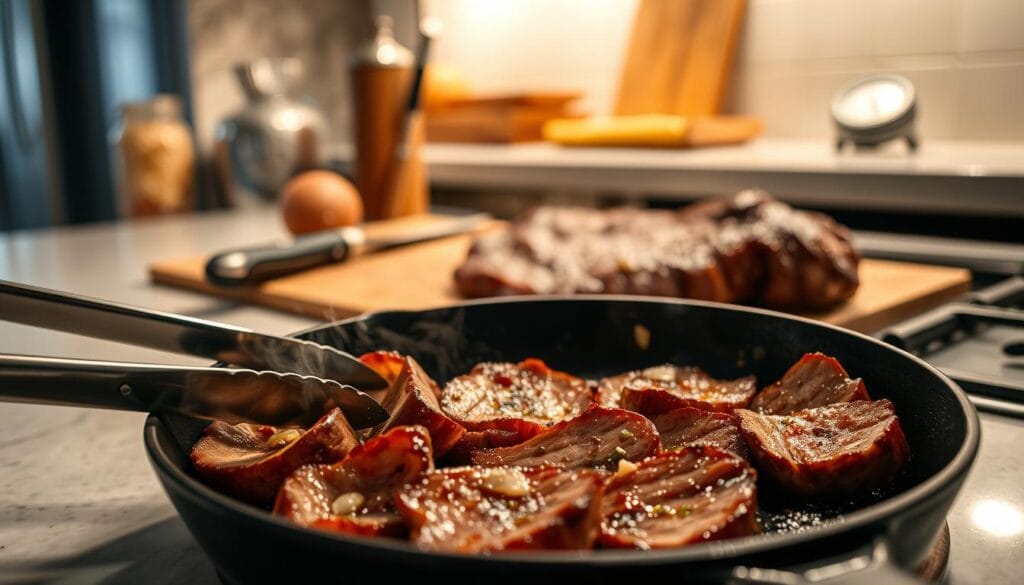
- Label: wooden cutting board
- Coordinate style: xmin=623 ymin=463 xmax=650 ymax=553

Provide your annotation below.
xmin=149 ymin=215 xmax=970 ymax=333
xmin=615 ymin=0 xmax=746 ymax=116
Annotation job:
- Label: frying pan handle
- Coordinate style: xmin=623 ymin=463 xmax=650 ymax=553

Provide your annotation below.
xmin=729 ymin=538 xmax=924 ymax=585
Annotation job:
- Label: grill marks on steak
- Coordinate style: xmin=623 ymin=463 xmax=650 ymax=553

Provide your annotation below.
xmin=273 ymin=426 xmax=433 ymax=537
xmin=454 ymin=190 xmax=860 ymax=310
xmin=396 ymin=466 xmax=606 ymax=552
xmin=599 ymin=365 xmax=757 ymax=413
xmin=370 ymin=356 xmax=465 ymax=458
xmin=750 ymin=353 xmax=870 ymax=415
xmin=471 ymin=405 xmax=660 ymax=470
xmin=651 ymin=407 xmax=749 ymax=459
xmin=190 ymin=408 xmax=358 ymax=506
xmin=735 ymin=400 xmax=910 ymax=497
xmin=601 ymin=447 xmax=759 ymax=549
xmin=440 ymin=358 xmax=592 ymax=434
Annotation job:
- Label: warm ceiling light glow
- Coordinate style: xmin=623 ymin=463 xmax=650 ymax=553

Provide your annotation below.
xmin=970 ymin=499 xmax=1024 ymax=538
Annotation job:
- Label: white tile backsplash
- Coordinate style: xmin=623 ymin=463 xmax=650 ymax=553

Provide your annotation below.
xmin=960 ymin=0 xmax=1024 ymax=52
xmin=186 ymin=0 xmax=1024 ymax=144
xmin=871 ymin=0 xmax=959 ymax=56
xmin=957 ymin=63 xmax=1024 ymax=139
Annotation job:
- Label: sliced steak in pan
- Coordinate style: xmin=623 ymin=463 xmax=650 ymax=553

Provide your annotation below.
xmin=396 ymin=466 xmax=605 ymax=552
xmin=370 ymin=357 xmax=465 ymax=458
xmin=471 ymin=405 xmax=659 ymax=470
xmin=651 ymin=407 xmax=749 ymax=459
xmin=442 ymin=423 xmax=543 ymax=466
xmin=440 ymin=358 xmax=592 ymax=434
xmin=601 ymin=447 xmax=759 ymax=549
xmin=749 ymin=352 xmax=869 ymax=415
xmin=735 ymin=400 xmax=910 ymax=497
xmin=601 ymin=365 xmax=756 ymax=413
xmin=273 ymin=425 xmax=433 ymax=537
xmin=358 ymin=350 xmax=419 ymax=402
xmin=190 ymin=407 xmax=358 ymax=506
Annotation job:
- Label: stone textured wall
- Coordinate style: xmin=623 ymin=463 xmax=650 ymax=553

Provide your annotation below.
xmin=187 ymin=0 xmax=372 ymax=153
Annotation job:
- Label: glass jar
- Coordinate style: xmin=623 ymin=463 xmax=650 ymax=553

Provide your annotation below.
xmin=111 ymin=95 xmax=195 ymax=217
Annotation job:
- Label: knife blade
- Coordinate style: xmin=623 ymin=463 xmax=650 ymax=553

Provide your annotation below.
xmin=204 ymin=213 xmax=490 ymax=287
xmin=0 ymin=280 xmax=390 ymax=425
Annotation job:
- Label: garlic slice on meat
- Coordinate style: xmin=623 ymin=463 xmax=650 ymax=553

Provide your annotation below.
xmin=331 ymin=492 xmax=366 ymax=516
xmin=267 ymin=428 xmax=302 ymax=449
xmin=479 ymin=468 xmax=531 ymax=497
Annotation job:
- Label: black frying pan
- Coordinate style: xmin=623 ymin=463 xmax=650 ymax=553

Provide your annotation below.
xmin=145 ymin=297 xmax=979 ymax=584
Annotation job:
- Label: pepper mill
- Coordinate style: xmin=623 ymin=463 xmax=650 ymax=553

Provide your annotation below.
xmin=350 ymin=16 xmax=414 ymax=220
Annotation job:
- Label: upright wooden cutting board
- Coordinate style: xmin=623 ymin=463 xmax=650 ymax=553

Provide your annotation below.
xmin=150 ymin=216 xmax=970 ymax=333
xmin=615 ymin=0 xmax=747 ymax=116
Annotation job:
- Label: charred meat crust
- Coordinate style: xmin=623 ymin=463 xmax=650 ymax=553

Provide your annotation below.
xmin=189 ymin=407 xmax=359 ymax=506
xmin=650 ymin=407 xmax=750 ymax=459
xmin=369 ymin=357 xmax=466 ymax=458
xmin=600 ymin=447 xmax=759 ymax=549
xmin=440 ymin=358 xmax=592 ymax=435
xmin=750 ymin=352 xmax=870 ymax=415
xmin=599 ymin=365 xmax=757 ymax=413
xmin=471 ymin=404 xmax=660 ymax=470
xmin=396 ymin=466 xmax=607 ymax=552
xmin=735 ymin=400 xmax=910 ymax=497
xmin=273 ymin=425 xmax=434 ymax=537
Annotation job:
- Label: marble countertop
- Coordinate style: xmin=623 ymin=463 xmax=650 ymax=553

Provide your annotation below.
xmin=1 ymin=208 xmax=1022 ymax=584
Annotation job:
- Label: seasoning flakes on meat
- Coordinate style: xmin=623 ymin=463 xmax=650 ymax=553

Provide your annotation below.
xmin=370 ymin=356 xmax=465 ymax=458
xmin=273 ymin=425 xmax=434 ymax=537
xmin=396 ymin=466 xmax=606 ymax=552
xmin=190 ymin=407 xmax=358 ymax=506
xmin=471 ymin=405 xmax=659 ymax=470
xmin=651 ymin=407 xmax=749 ymax=459
xmin=600 ymin=364 xmax=756 ymax=413
xmin=750 ymin=353 xmax=870 ymax=415
xmin=601 ymin=447 xmax=759 ymax=549
xmin=735 ymin=400 xmax=910 ymax=498
xmin=441 ymin=358 xmax=592 ymax=434
xmin=453 ymin=191 xmax=860 ymax=311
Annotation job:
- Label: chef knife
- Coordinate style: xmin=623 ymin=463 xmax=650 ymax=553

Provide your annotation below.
xmin=204 ymin=212 xmax=490 ymax=287
xmin=0 ymin=279 xmax=389 ymax=425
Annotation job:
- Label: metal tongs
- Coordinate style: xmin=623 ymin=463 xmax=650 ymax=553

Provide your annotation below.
xmin=0 ymin=280 xmax=389 ymax=428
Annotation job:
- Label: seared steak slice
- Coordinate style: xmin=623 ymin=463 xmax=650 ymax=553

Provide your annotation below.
xmin=441 ymin=358 xmax=592 ymax=434
xmin=370 ymin=357 xmax=465 ymax=458
xmin=651 ymin=407 xmax=749 ymax=459
xmin=601 ymin=447 xmax=759 ymax=548
xmin=735 ymin=400 xmax=910 ymax=497
xmin=601 ymin=365 xmax=756 ymax=413
xmin=443 ymin=423 xmax=543 ymax=466
xmin=359 ymin=350 xmax=416 ymax=402
xmin=396 ymin=466 xmax=605 ymax=552
xmin=750 ymin=353 xmax=870 ymax=415
xmin=273 ymin=425 xmax=433 ymax=537
xmin=471 ymin=405 xmax=659 ymax=470
xmin=190 ymin=407 xmax=358 ymax=506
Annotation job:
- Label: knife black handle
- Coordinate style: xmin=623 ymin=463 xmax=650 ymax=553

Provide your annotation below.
xmin=205 ymin=231 xmax=351 ymax=287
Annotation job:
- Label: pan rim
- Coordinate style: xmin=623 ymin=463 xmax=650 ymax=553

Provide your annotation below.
xmin=145 ymin=295 xmax=981 ymax=567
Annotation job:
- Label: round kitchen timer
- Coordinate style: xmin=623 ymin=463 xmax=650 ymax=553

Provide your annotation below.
xmin=831 ymin=74 xmax=917 ymax=151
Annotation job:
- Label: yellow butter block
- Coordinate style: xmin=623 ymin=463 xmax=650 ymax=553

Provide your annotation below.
xmin=543 ymin=115 xmax=690 ymax=147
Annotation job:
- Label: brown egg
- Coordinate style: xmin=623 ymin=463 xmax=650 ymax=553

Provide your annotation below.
xmin=280 ymin=170 xmax=363 ymax=235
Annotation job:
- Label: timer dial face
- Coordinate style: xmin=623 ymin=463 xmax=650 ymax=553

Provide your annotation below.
xmin=832 ymin=75 xmax=915 ymax=129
